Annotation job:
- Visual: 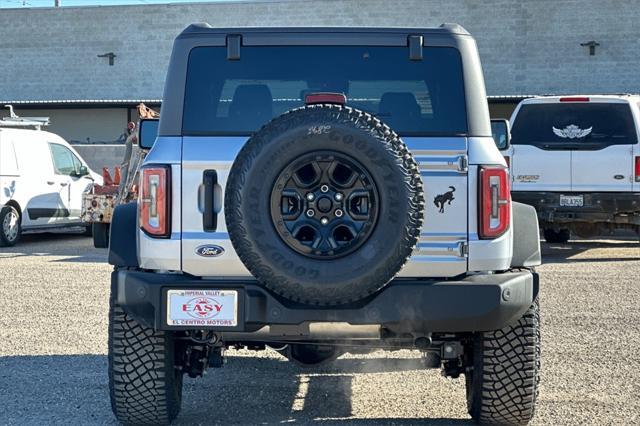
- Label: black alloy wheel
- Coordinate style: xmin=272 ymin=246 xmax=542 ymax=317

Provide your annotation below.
xmin=270 ymin=151 xmax=379 ymax=259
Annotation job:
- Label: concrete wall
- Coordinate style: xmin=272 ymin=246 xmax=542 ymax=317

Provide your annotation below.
xmin=0 ymin=0 xmax=639 ymax=101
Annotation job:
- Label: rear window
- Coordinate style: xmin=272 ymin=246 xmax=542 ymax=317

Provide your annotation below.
xmin=511 ymin=103 xmax=638 ymax=149
xmin=182 ymin=46 xmax=467 ymax=136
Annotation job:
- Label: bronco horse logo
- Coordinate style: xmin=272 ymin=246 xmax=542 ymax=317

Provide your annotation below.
xmin=434 ymin=186 xmax=456 ymax=213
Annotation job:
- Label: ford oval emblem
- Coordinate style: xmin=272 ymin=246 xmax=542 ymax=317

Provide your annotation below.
xmin=195 ymin=244 xmax=225 ymax=257
xmin=614 ymin=174 xmax=625 ymax=180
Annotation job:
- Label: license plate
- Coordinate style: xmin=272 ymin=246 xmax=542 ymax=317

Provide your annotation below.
xmin=167 ymin=289 xmax=238 ymax=327
xmin=559 ymin=195 xmax=584 ymax=207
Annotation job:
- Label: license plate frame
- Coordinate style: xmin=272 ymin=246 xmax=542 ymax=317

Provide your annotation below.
xmin=166 ymin=289 xmax=238 ymax=327
xmin=559 ymin=195 xmax=584 ymax=207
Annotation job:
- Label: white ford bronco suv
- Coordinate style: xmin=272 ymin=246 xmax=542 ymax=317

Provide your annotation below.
xmin=107 ymin=24 xmax=542 ymax=425
xmin=505 ymin=95 xmax=640 ymax=243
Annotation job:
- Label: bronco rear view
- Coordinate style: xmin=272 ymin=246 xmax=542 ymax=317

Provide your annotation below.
xmin=107 ymin=24 xmax=542 ymax=425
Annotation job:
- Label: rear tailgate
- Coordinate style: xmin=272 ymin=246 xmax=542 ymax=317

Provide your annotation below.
xmin=180 ymin=136 xmax=469 ymax=278
xmin=510 ymin=99 xmax=637 ymax=192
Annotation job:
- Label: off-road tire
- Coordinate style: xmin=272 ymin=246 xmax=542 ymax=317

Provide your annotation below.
xmin=108 ymin=293 xmax=183 ymax=425
xmin=93 ymin=223 xmax=110 ymax=248
xmin=543 ymin=228 xmax=570 ymax=244
xmin=225 ymin=104 xmax=424 ymax=306
xmin=0 ymin=205 xmax=21 ymax=247
xmin=466 ymin=298 xmax=540 ymax=425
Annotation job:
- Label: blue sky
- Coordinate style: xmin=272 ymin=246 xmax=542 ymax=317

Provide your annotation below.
xmin=0 ymin=0 xmax=245 ymax=8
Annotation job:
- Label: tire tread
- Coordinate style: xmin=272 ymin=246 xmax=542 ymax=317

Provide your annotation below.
xmin=468 ymin=299 xmax=540 ymax=425
xmin=108 ymin=294 xmax=182 ymax=425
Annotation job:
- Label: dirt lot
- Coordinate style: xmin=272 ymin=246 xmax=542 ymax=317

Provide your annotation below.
xmin=1 ymin=232 xmax=639 ymax=425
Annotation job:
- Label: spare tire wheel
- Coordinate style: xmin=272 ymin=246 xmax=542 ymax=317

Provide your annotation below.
xmin=225 ymin=104 xmax=424 ymax=305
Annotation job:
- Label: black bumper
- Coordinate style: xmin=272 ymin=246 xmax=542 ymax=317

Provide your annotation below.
xmin=113 ymin=269 xmax=539 ymax=335
xmin=512 ymin=191 xmax=640 ymax=224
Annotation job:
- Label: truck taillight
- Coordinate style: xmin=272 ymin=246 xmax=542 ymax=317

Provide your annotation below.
xmin=140 ymin=166 xmax=170 ymax=237
xmin=635 ymin=157 xmax=640 ymax=182
xmin=479 ymin=166 xmax=511 ymax=239
xmin=559 ymin=97 xmax=590 ymax=102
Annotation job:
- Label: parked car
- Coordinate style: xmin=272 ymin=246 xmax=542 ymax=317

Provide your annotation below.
xmin=0 ymin=108 xmax=102 ymax=246
xmin=504 ymin=95 xmax=640 ymax=243
xmin=106 ymin=24 xmax=542 ymax=425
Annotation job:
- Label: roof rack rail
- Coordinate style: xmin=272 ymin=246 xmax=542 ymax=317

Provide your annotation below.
xmin=0 ymin=105 xmax=50 ymax=130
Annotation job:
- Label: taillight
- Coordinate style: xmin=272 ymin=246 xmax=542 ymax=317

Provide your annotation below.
xmin=140 ymin=165 xmax=170 ymax=237
xmin=635 ymin=157 xmax=640 ymax=182
xmin=304 ymin=92 xmax=346 ymax=105
xmin=559 ymin=97 xmax=590 ymax=102
xmin=479 ymin=166 xmax=511 ymax=239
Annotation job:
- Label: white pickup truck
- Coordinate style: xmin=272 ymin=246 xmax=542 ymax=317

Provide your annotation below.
xmin=503 ymin=95 xmax=640 ymax=242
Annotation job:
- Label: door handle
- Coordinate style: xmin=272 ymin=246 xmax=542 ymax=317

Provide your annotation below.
xmin=47 ymin=181 xmax=55 ymax=185
xmin=202 ymin=170 xmax=218 ymax=231
xmin=60 ymin=182 xmax=68 ymax=187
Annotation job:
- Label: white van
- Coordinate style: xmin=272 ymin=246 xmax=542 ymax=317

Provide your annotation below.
xmin=504 ymin=95 xmax=640 ymax=242
xmin=0 ymin=115 xmax=102 ymax=246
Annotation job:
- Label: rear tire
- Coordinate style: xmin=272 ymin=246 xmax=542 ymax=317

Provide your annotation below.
xmin=0 ymin=205 xmax=21 ymax=247
xmin=93 ymin=223 xmax=110 ymax=248
xmin=543 ymin=228 xmax=570 ymax=244
xmin=466 ymin=299 xmax=540 ymax=425
xmin=108 ymin=293 xmax=183 ymax=425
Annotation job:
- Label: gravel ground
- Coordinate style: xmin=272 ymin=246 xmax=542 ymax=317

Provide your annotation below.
xmin=0 ymin=232 xmax=639 ymax=425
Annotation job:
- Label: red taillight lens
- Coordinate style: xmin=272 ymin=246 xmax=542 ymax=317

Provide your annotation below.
xmin=559 ymin=97 xmax=590 ymax=102
xmin=140 ymin=166 xmax=170 ymax=237
xmin=635 ymin=157 xmax=640 ymax=182
xmin=479 ymin=166 xmax=511 ymax=239
xmin=304 ymin=92 xmax=346 ymax=105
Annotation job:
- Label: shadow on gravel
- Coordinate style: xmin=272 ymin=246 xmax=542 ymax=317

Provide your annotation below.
xmin=0 ymin=353 xmax=471 ymax=425
xmin=542 ymin=239 xmax=640 ymax=264
xmin=0 ymin=354 xmax=114 ymax=425
xmin=178 ymin=355 xmax=472 ymax=425
xmin=0 ymin=232 xmax=107 ymax=263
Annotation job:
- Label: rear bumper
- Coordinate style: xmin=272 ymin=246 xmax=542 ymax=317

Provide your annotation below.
xmin=512 ymin=191 xmax=640 ymax=224
xmin=112 ymin=269 xmax=539 ymax=335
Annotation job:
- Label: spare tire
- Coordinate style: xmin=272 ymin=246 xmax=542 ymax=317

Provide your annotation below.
xmin=225 ymin=104 xmax=424 ymax=305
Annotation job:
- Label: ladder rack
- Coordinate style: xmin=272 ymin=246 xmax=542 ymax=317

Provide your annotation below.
xmin=0 ymin=105 xmax=50 ymax=130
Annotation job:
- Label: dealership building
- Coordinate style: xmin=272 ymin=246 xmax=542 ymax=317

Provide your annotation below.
xmin=0 ymin=0 xmax=638 ymax=169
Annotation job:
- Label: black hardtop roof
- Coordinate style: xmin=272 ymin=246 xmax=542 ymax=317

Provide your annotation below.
xmin=178 ymin=23 xmax=470 ymax=38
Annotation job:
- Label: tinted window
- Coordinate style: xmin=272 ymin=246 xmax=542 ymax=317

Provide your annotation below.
xmin=50 ymin=143 xmax=81 ymax=175
xmin=183 ymin=46 xmax=467 ymax=136
xmin=511 ymin=103 xmax=637 ymax=149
